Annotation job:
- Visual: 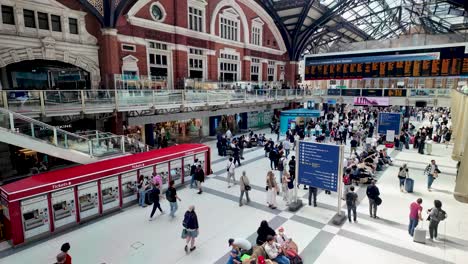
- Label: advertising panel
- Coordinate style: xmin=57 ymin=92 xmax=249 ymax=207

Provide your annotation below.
xmin=353 ymin=97 xmax=389 ymax=106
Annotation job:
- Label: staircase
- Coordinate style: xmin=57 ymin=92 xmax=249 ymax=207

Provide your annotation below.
xmin=0 ymin=108 xmax=129 ymax=164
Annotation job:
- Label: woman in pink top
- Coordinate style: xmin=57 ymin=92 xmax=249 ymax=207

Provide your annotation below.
xmin=408 ymin=198 xmax=423 ymax=236
xmin=152 ymin=173 xmax=163 ymax=187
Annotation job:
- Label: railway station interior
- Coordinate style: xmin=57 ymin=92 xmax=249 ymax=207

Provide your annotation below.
xmin=0 ymin=0 xmax=468 ymax=263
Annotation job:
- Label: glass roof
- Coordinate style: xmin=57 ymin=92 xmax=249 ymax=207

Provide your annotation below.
xmin=256 ymin=0 xmax=468 ymax=59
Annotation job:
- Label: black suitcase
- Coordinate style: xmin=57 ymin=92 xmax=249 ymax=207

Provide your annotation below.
xmin=144 ymin=191 xmax=154 ymax=205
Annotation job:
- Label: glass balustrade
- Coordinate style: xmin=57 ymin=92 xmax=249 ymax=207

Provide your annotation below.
xmin=5 ymin=90 xmax=41 ymax=115
xmin=44 ymin=90 xmax=82 ymax=114
xmin=0 ymin=88 xmax=454 ymax=117
xmin=84 ymin=90 xmax=116 ymax=112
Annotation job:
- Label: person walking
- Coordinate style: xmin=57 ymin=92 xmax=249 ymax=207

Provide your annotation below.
xmin=55 ymin=252 xmax=67 ymax=264
xmin=266 ymin=171 xmax=278 ymax=209
xmin=166 ymin=180 xmax=181 ymax=218
xmin=408 ymin=198 xmax=423 ymax=237
xmin=282 ymin=172 xmax=291 ymax=206
xmin=195 ymin=164 xmax=205 ymax=194
xmin=366 ymin=180 xmax=380 ymax=219
xmin=189 ymin=159 xmax=199 ymax=189
xmin=308 ymin=186 xmax=317 ymax=207
xmin=60 ymin=243 xmax=72 ymax=264
xmin=239 ymin=136 xmax=245 ymax=160
xmin=346 ymin=186 xmax=358 ymax=223
xmin=239 ymin=171 xmax=251 ymax=206
xmin=137 ymin=175 xmax=148 ymax=207
xmin=428 ymin=200 xmax=446 ymax=242
xmin=398 ymin=164 xmax=409 ymax=192
xmin=226 ymin=157 xmax=236 ymax=188
xmin=283 ymin=139 xmax=291 ymax=158
xmin=182 ymin=205 xmax=199 ymax=253
xmin=425 ymin=160 xmax=440 ymax=191
xmin=232 ymin=142 xmax=242 ymax=166
xmin=149 ymin=183 xmax=164 ymax=221
xmin=278 ymin=154 xmax=287 ymax=182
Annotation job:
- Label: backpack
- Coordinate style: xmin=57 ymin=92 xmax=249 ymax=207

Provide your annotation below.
xmin=346 ymin=192 xmax=356 ymax=206
xmin=343 ymin=175 xmax=351 ymax=185
xmin=286 ymin=250 xmax=303 ymax=264
xmin=165 ymin=188 xmax=172 ymax=201
xmin=438 ymin=209 xmax=447 ymax=221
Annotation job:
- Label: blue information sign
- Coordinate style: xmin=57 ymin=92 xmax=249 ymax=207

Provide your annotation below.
xmin=297 ymin=142 xmax=340 ymax=192
xmin=378 ymin=113 xmax=402 ymax=135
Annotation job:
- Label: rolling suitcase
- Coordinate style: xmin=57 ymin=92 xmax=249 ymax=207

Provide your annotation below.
xmin=405 ymin=178 xmax=414 ymax=193
xmin=144 ymin=190 xmax=154 ymax=205
xmin=413 ymin=224 xmax=427 ymax=244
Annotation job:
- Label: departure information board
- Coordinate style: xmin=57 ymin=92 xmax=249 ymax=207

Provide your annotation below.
xmin=304 ymin=46 xmax=468 ymax=80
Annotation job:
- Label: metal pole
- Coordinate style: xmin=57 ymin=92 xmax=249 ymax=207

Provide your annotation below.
xmin=9 ymin=113 xmax=14 ymax=131
xmin=336 ymin=145 xmax=344 ymax=216
xmin=30 ymin=123 xmax=35 ymax=137
xmin=121 ymin=135 xmax=125 ymax=153
xmin=53 ymin=128 xmax=58 ymax=146
xmin=294 ymin=139 xmax=299 ymax=203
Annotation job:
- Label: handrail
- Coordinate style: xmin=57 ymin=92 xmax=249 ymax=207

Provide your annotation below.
xmin=0 ymin=107 xmax=88 ymax=140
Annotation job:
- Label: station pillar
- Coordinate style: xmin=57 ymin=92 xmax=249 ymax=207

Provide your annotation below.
xmin=100 ymin=28 xmax=120 ymax=89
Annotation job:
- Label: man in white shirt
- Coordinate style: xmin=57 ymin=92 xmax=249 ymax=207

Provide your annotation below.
xmin=227 ymin=157 xmax=236 ymax=188
xmin=283 ymin=140 xmax=291 ymax=158
xmin=226 ymin=129 xmax=232 ymax=140
xmin=228 ymin=238 xmax=252 ymax=255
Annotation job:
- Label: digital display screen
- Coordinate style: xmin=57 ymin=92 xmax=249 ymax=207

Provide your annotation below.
xmin=304 ymin=46 xmax=467 ymax=80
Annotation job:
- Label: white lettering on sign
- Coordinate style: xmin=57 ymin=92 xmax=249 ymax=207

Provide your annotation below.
xmin=132 ymin=163 xmax=144 ymax=169
xmin=53 ymin=181 xmax=72 ymax=190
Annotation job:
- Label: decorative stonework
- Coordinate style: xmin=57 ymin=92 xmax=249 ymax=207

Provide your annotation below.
xmin=41 ymin=37 xmax=57 ymax=60
xmin=87 ymin=0 xmax=104 ymax=16
xmin=0 ymin=47 xmax=101 ymax=89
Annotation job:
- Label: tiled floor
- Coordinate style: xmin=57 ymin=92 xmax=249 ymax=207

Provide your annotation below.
xmin=1 ymin=129 xmax=467 ymax=264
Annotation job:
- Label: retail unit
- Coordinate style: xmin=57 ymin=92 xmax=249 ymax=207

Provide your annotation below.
xmin=0 ymin=144 xmax=210 ymax=246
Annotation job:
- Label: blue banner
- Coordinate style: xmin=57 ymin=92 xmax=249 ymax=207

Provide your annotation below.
xmin=327 ymin=99 xmax=337 ymax=104
xmin=378 ymin=113 xmax=402 ymax=135
xmin=298 ymin=142 xmax=340 ymax=192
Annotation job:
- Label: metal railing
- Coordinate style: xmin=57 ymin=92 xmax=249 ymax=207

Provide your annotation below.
xmin=0 ymin=108 xmax=129 ymax=158
xmin=0 ymin=88 xmax=451 ymax=116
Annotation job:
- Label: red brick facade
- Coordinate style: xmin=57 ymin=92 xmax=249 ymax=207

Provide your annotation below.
xmin=57 ymin=0 xmax=297 ymax=88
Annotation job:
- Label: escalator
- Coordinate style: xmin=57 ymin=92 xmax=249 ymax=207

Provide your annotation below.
xmin=0 ymin=108 xmax=129 ymax=164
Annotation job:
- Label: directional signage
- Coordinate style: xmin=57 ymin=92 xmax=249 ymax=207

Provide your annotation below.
xmin=378 ymin=113 xmax=402 ymax=135
xmin=297 ymin=142 xmax=341 ymax=192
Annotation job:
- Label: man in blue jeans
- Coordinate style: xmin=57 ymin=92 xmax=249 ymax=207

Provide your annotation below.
xmin=408 ymin=198 xmax=423 ymax=236
xmin=166 ymin=180 xmax=181 ymax=218
xmin=189 ymin=159 xmax=199 ymax=189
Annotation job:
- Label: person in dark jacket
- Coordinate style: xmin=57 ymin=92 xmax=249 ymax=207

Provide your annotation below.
xmin=195 ymin=165 xmax=205 ymax=194
xmin=232 ymin=142 xmax=241 ymax=166
xmin=183 ymin=205 xmax=199 ymax=253
xmin=256 ymin=220 xmax=275 ymax=245
xmin=366 ymin=180 xmax=380 ymax=219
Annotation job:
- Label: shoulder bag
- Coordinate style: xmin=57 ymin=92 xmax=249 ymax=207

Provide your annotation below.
xmin=242 ymin=176 xmax=252 ymax=191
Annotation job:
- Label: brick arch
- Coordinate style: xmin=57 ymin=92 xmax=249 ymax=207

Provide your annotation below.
xmin=210 ymin=0 xmax=250 ymax=44
xmin=0 ymin=41 xmax=101 ymax=89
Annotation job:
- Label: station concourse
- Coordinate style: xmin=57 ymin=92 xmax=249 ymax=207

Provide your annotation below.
xmin=0 ymin=0 xmax=467 ymax=263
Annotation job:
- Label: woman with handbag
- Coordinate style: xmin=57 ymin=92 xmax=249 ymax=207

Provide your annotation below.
xmin=182 ymin=205 xmax=199 ymax=253
xmin=266 ymin=171 xmax=278 ymax=209
xmin=239 ymin=171 xmax=251 ymax=207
